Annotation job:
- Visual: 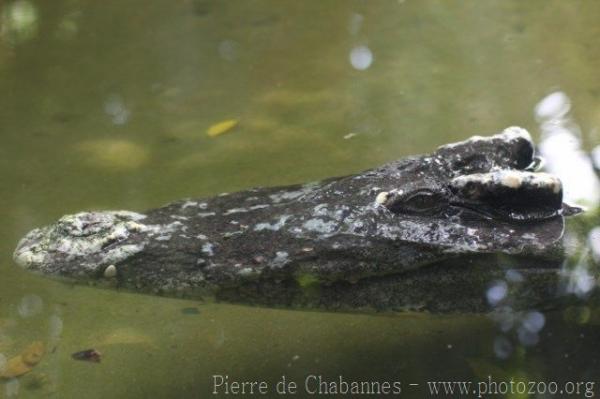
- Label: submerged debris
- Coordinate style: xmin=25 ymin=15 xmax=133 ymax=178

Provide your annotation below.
xmin=71 ymin=349 xmax=101 ymax=363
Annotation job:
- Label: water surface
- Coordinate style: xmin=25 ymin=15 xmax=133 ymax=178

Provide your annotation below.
xmin=1 ymin=1 xmax=600 ymax=397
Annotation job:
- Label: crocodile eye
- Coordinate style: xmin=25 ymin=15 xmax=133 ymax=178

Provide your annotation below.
xmin=386 ymin=190 xmax=447 ymax=214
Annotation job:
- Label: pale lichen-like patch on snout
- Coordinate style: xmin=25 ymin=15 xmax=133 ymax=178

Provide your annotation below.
xmin=13 ymin=211 xmax=150 ymax=271
xmin=13 ymin=227 xmax=52 ymax=266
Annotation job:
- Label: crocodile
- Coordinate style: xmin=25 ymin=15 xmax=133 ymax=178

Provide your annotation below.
xmin=13 ymin=127 xmax=582 ymax=312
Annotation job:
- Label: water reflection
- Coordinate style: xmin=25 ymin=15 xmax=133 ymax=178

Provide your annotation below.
xmin=505 ymin=269 xmax=524 ymax=283
xmin=104 ymin=94 xmax=131 ymax=125
xmin=588 ymin=226 xmax=600 ymax=262
xmin=484 ymin=92 xmax=600 ymax=358
xmin=516 ymin=325 xmax=539 ymax=347
xmin=591 ymin=146 xmax=600 ymax=173
xmin=490 ymin=308 xmax=547 ymax=353
xmin=536 ymin=91 xmax=600 ymax=206
xmin=0 ymin=353 xmax=6 ymax=373
xmin=492 ymin=336 xmax=512 ymax=359
xmin=47 ymin=315 xmax=63 ymax=348
xmin=486 ymin=280 xmax=508 ymax=307
xmin=218 ymin=40 xmax=239 ymax=62
xmin=349 ymin=45 xmax=373 ymax=70
xmin=521 ymin=311 xmax=545 ymax=334
xmin=565 ymin=259 xmax=596 ymax=298
xmin=55 ymin=11 xmax=80 ymax=41
xmin=347 ymin=13 xmax=364 ymax=36
xmin=0 ymin=0 xmax=37 ymax=46
xmin=533 ymin=91 xmax=600 ymax=301
xmin=5 ymin=378 xmax=19 ymax=398
xmin=17 ymin=295 xmax=43 ymax=318
xmin=1 ymin=0 xmax=600 ymax=396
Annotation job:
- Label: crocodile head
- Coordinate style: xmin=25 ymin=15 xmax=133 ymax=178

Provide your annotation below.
xmin=12 ymin=127 xmax=580 ymax=309
xmin=330 ymin=126 xmax=577 ymax=259
xmin=251 ymin=126 xmax=578 ymax=280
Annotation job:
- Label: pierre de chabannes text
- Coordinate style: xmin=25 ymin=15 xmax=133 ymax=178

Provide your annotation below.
xmin=211 ymin=374 xmax=596 ymax=397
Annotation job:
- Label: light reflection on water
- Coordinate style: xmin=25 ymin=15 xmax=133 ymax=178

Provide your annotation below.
xmin=1 ymin=0 xmax=600 ymax=398
xmin=536 ymin=91 xmax=600 ymax=206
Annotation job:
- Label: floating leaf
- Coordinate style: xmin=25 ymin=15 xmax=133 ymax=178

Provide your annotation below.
xmin=0 ymin=341 xmax=45 ymax=378
xmin=207 ymin=119 xmax=238 ymax=137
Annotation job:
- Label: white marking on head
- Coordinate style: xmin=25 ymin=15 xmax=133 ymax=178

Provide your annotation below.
xmin=201 ymin=243 xmax=214 ymax=256
xmin=102 ymin=244 xmax=145 ymax=265
xmin=500 ymin=126 xmax=532 ymax=143
xmin=197 ymin=212 xmax=216 ymax=217
xmin=224 ymin=208 xmax=248 ymax=215
xmin=302 ymin=219 xmax=337 ymax=234
xmin=439 ymin=126 xmax=532 ymax=150
xmin=375 ymin=191 xmax=389 ymax=205
xmin=254 ymin=215 xmax=290 ymax=231
xmin=269 ymin=184 xmax=317 ymax=204
xmin=181 ymin=201 xmax=199 ymax=209
xmin=104 ymin=264 xmax=117 ymax=278
xmin=499 ymin=171 xmax=523 ymax=189
xmin=272 ymin=251 xmax=289 ymax=267
xmin=249 ymin=204 xmax=270 ymax=210
xmin=238 ymin=267 xmax=257 ymax=277
xmin=452 ymin=170 xmax=562 ymax=193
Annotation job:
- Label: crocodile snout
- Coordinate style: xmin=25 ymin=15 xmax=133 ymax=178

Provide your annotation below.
xmin=13 ymin=211 xmax=149 ymax=275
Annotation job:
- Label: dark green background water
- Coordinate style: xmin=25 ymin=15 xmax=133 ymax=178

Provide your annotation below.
xmin=1 ymin=1 xmax=600 ymax=398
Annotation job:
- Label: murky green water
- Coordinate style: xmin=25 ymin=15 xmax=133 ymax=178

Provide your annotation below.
xmin=2 ymin=1 xmax=600 ymax=398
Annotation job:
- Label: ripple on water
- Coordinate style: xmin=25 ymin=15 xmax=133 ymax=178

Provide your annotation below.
xmin=493 ymin=336 xmax=513 ymax=359
xmin=74 ymin=139 xmax=149 ymax=171
xmin=17 ymin=294 xmax=43 ymax=318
